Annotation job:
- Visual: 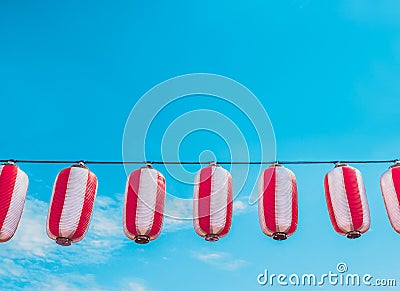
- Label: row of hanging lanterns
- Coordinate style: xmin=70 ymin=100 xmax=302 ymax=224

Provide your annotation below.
xmin=1 ymin=161 xmax=400 ymax=245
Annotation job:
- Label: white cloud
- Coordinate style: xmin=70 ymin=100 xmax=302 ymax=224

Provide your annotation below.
xmin=6 ymin=198 xmax=55 ymax=260
xmin=195 ymin=253 xmax=222 ymax=260
xmin=163 ymin=197 xmax=192 ymax=232
xmin=127 ymin=282 xmax=147 ymax=291
xmin=0 ymin=258 xmax=24 ymax=277
xmin=119 ymin=278 xmax=150 ymax=291
xmin=29 ymin=273 xmax=105 ymax=291
xmin=0 ymin=193 xmax=125 ymax=289
xmin=164 ymin=196 xmax=192 ymax=219
xmin=233 ymin=200 xmax=247 ymax=214
xmin=235 ymin=195 xmax=257 ymax=215
xmin=191 ymin=250 xmax=246 ymax=271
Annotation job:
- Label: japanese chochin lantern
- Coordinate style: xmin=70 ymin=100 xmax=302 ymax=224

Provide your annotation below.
xmin=193 ymin=164 xmax=233 ymax=242
xmin=46 ymin=163 xmax=98 ymax=246
xmin=324 ymin=164 xmax=370 ymax=239
xmin=0 ymin=162 xmax=29 ymax=242
xmin=123 ymin=165 xmax=166 ymax=244
xmin=258 ymin=164 xmax=298 ymax=240
xmin=380 ymin=162 xmax=400 ymax=234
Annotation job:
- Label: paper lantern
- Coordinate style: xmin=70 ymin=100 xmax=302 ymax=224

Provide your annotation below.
xmin=46 ymin=163 xmax=98 ymax=246
xmin=324 ymin=164 xmax=370 ymax=238
xmin=258 ymin=164 xmax=298 ymax=240
xmin=0 ymin=163 xmax=29 ymax=242
xmin=193 ymin=165 xmax=233 ymax=242
xmin=380 ymin=163 xmax=400 ymax=233
xmin=123 ymin=166 xmax=166 ymax=244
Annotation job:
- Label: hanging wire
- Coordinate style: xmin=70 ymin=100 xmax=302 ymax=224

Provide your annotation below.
xmin=1 ymin=159 xmax=398 ymax=165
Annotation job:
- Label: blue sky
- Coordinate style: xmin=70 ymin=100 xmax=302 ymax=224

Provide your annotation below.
xmin=1 ymin=0 xmax=400 ymax=290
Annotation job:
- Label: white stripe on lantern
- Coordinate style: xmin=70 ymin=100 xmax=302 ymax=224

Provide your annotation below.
xmin=381 ymin=169 xmax=400 ymax=232
xmin=327 ymin=167 xmax=351 ymax=233
xmin=355 ymin=169 xmax=370 ymax=233
xmin=59 ymin=167 xmax=88 ymax=238
xmin=275 ymin=166 xmax=293 ymax=233
xmin=135 ymin=168 xmax=158 ymax=235
xmin=210 ymin=167 xmax=229 ymax=234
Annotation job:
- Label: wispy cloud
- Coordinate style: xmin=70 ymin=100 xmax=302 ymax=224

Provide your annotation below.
xmin=0 ymin=193 xmax=125 ymax=289
xmin=233 ymin=195 xmax=255 ymax=215
xmin=163 ymin=197 xmax=192 ymax=232
xmin=120 ymin=278 xmax=151 ymax=291
xmin=29 ymin=273 xmax=106 ymax=291
xmin=126 ymin=282 xmax=147 ymax=291
xmin=5 ymin=198 xmax=55 ymax=260
xmin=191 ymin=250 xmax=246 ymax=271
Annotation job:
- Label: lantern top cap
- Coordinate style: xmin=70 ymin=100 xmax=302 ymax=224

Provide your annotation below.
xmin=271 ymin=162 xmax=283 ymax=167
xmin=334 ymin=162 xmax=348 ymax=168
xmin=72 ymin=161 xmax=88 ymax=169
xmin=390 ymin=160 xmax=400 ymax=168
xmin=142 ymin=162 xmax=153 ymax=169
xmin=2 ymin=160 xmax=16 ymax=166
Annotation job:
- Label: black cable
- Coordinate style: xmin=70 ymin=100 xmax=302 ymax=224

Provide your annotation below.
xmin=1 ymin=159 xmax=398 ymax=165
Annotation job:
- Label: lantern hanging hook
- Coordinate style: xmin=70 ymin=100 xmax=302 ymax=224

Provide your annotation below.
xmin=73 ymin=160 xmax=87 ymax=168
xmin=334 ymin=161 xmax=342 ymax=168
xmin=3 ymin=159 xmax=16 ymax=166
xmin=390 ymin=159 xmax=400 ymax=168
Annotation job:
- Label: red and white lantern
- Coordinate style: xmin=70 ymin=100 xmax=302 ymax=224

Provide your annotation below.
xmin=258 ymin=165 xmax=298 ymax=240
xmin=0 ymin=163 xmax=29 ymax=243
xmin=46 ymin=163 xmax=98 ymax=246
xmin=324 ymin=164 xmax=370 ymax=239
xmin=380 ymin=163 xmax=400 ymax=233
xmin=193 ymin=165 xmax=233 ymax=242
xmin=123 ymin=166 xmax=166 ymax=244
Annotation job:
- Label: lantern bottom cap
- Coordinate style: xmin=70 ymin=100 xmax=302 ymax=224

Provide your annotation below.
xmin=346 ymin=230 xmax=361 ymax=239
xmin=134 ymin=235 xmax=150 ymax=244
xmin=272 ymin=232 xmax=288 ymax=241
xmin=56 ymin=237 xmax=72 ymax=246
xmin=205 ymin=234 xmax=220 ymax=242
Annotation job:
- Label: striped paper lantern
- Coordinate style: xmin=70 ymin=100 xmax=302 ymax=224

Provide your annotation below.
xmin=258 ymin=165 xmax=298 ymax=240
xmin=123 ymin=166 xmax=166 ymax=244
xmin=324 ymin=164 xmax=370 ymax=239
xmin=380 ymin=163 xmax=400 ymax=233
xmin=0 ymin=163 xmax=29 ymax=243
xmin=193 ymin=165 xmax=233 ymax=242
xmin=46 ymin=164 xmax=98 ymax=246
